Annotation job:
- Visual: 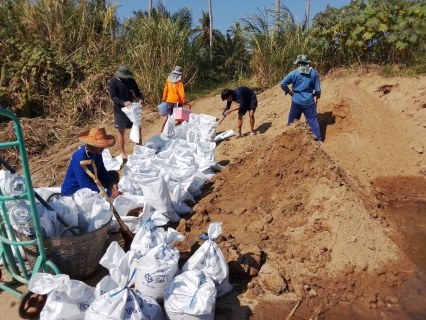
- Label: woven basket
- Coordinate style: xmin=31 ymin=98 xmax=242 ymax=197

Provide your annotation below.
xmin=15 ymin=220 xmax=111 ymax=280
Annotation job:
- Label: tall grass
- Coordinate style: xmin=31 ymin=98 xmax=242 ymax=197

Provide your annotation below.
xmin=241 ymin=6 xmax=307 ymax=87
xmin=0 ymin=0 xmax=119 ymax=123
xmin=119 ymin=6 xmax=202 ymax=104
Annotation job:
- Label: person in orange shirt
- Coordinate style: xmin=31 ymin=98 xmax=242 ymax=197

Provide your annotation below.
xmin=161 ymin=66 xmax=186 ymax=131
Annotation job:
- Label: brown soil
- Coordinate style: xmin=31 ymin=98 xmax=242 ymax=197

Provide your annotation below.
xmin=1 ymin=67 xmax=426 ymax=319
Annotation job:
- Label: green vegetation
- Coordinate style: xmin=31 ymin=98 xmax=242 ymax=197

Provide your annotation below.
xmin=0 ymin=0 xmax=425 ymax=124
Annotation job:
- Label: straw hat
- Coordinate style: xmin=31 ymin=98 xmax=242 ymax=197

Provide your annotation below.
xmin=79 ymin=127 xmax=116 ymax=148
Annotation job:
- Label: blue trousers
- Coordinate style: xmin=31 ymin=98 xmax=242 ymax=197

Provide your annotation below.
xmin=287 ymin=101 xmax=322 ymax=141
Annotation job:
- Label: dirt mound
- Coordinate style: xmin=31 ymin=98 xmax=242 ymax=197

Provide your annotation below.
xmin=176 ymin=123 xmax=414 ymax=310
xmin=2 ymin=68 xmax=426 ymax=319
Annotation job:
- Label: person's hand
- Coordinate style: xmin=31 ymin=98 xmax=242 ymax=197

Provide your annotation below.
xmin=289 ymin=91 xmax=294 ymax=97
xmin=138 ymin=99 xmax=144 ymax=104
xmin=110 ymin=188 xmax=123 ymax=199
xmin=224 ymin=110 xmax=231 ymax=116
xmin=124 ymin=101 xmax=131 ymax=107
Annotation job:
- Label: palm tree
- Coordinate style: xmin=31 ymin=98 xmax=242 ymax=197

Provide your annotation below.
xmin=214 ymin=22 xmax=249 ymax=78
xmin=192 ymin=11 xmax=221 ymax=46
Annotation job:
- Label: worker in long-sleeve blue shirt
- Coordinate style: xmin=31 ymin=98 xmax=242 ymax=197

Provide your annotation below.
xmin=61 ymin=128 xmax=122 ymax=199
xmin=280 ymin=54 xmax=322 ymax=141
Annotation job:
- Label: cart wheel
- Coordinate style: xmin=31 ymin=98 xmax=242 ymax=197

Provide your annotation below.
xmin=18 ymin=290 xmax=47 ymax=319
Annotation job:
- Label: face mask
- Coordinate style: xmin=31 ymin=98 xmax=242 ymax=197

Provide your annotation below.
xmin=297 ymin=63 xmax=312 ymax=74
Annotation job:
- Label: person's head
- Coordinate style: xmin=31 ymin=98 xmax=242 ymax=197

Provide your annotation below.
xmin=221 ymin=88 xmax=234 ymax=101
xmin=79 ymin=127 xmax=116 ymax=154
xmin=168 ymin=66 xmax=183 ymax=82
xmin=172 ymin=66 xmax=183 ymax=75
xmin=115 ymin=65 xmax=133 ymax=82
xmin=293 ymin=54 xmax=311 ymax=68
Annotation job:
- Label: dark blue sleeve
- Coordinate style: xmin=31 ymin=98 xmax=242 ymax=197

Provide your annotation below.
xmin=222 ymin=101 xmax=232 ymax=116
xmin=109 ymin=79 xmax=125 ymax=107
xmin=130 ymin=79 xmax=143 ymax=100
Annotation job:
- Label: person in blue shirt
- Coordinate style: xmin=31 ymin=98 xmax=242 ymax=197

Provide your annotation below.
xmin=280 ymin=54 xmax=322 ymax=141
xmin=218 ymin=87 xmax=258 ymax=138
xmin=61 ymin=127 xmax=122 ymax=199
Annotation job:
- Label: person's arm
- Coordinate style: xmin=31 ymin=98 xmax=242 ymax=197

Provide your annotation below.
xmin=178 ymin=81 xmax=186 ymax=103
xmin=162 ymin=81 xmax=168 ymax=102
xmin=73 ymin=160 xmax=113 ymax=197
xmin=132 ymin=80 xmax=144 ymax=103
xmin=280 ymin=72 xmax=294 ymax=96
xmin=95 ymin=155 xmax=122 ymax=198
xmin=313 ymin=70 xmax=321 ymax=98
xmin=222 ymin=100 xmax=239 ymax=117
xmin=108 ymin=79 xmax=125 ymax=107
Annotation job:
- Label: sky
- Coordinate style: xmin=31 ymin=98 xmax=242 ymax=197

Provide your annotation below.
xmin=115 ymin=0 xmax=353 ymax=33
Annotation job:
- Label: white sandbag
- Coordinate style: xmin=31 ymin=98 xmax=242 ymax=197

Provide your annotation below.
xmin=134 ymin=228 xmax=184 ymax=301
xmin=162 ymin=114 xmax=176 ymax=139
xmin=137 ymin=175 xmax=180 ymax=222
xmin=134 ymin=290 xmax=167 ymax=320
xmin=113 ymin=195 xmax=145 ymax=217
xmin=214 ymin=129 xmax=235 ymax=142
xmin=186 ymin=126 xmax=200 ymax=144
xmin=130 ymin=211 xmax=169 ymax=259
xmin=196 ymin=142 xmax=216 ymax=161
xmin=182 ymin=171 xmax=211 ymax=198
xmin=182 ymin=222 xmax=233 ymax=298
xmin=8 ymin=201 xmax=35 ymax=236
xmin=174 ymin=121 xmax=189 ymax=139
xmin=102 ymin=149 xmax=123 ymax=171
xmin=144 ymin=135 xmax=170 ymax=153
xmin=199 ymin=124 xmax=218 ymax=143
xmin=108 ymin=195 xmax=145 ymax=234
xmin=163 ymin=163 xmax=198 ymax=183
xmin=198 ymin=114 xmax=217 ymax=125
xmin=3 ymin=171 xmax=27 ymax=196
xmin=121 ymin=102 xmax=142 ymax=143
xmin=33 ymin=187 xmax=62 ymax=202
xmin=171 ymin=184 xmax=192 ymax=215
xmin=85 ymin=242 xmax=158 ymax=320
xmin=49 ymin=196 xmax=79 ymax=236
xmin=29 ymin=273 xmax=95 ymax=320
xmin=164 ymin=270 xmax=216 ymax=320
xmin=37 ymin=203 xmax=59 ymax=238
xmin=86 ymin=195 xmax=113 ymax=232
xmin=134 ymin=145 xmax=157 ymax=157
xmin=74 ymin=188 xmax=98 ymax=212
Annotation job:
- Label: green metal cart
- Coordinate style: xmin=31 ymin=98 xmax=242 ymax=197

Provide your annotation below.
xmin=0 ymin=107 xmax=60 ymax=318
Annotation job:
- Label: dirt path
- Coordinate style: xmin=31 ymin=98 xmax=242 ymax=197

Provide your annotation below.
xmin=1 ymin=68 xmax=426 ymax=319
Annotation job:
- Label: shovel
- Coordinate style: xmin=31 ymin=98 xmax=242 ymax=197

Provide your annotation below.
xmin=79 ymin=159 xmax=134 ymax=251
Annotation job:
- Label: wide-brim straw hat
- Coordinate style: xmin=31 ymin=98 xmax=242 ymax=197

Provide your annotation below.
xmin=79 ymin=127 xmax=116 ymax=148
xmin=115 ymin=65 xmax=133 ymax=78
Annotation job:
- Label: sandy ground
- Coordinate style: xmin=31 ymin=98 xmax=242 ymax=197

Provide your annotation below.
xmin=1 ymin=66 xmax=426 ymax=319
